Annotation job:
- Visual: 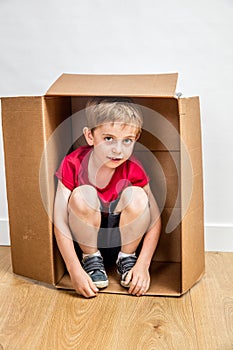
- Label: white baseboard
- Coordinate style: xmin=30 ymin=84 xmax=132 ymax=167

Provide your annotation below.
xmin=1 ymin=219 xmax=233 ymax=251
xmin=205 ymin=225 xmax=233 ymax=252
xmin=0 ymin=219 xmax=10 ymax=245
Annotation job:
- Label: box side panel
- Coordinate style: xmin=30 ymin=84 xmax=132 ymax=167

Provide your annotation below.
xmin=135 ymin=97 xmax=180 ymax=151
xmin=179 ymin=97 xmax=205 ymax=292
xmin=154 ymin=208 xmax=181 ymax=263
xmin=1 ymin=97 xmax=54 ymax=284
xmin=71 ymin=97 xmax=89 ymax=151
xmin=135 ymin=149 xmax=181 ymax=264
xmin=42 ymin=96 xmax=72 ymax=284
xmin=135 ymin=150 xmax=180 ymax=209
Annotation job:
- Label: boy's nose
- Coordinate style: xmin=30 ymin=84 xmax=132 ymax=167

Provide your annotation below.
xmin=112 ymin=140 xmax=122 ymax=154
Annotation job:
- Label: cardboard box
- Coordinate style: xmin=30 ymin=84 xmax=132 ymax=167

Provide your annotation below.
xmin=1 ymin=73 xmax=205 ymax=296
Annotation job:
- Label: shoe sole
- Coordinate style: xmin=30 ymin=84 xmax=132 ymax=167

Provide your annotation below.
xmin=94 ymin=280 xmax=109 ymax=289
xmin=120 ymin=280 xmax=131 ymax=288
xmin=117 ymin=270 xmax=131 ymax=288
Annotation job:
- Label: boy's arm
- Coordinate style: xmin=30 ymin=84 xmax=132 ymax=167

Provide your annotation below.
xmin=125 ymin=184 xmax=161 ymax=296
xmin=54 ymin=181 xmax=99 ymax=298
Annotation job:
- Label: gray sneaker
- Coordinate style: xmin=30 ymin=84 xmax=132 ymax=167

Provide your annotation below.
xmin=82 ymin=255 xmax=108 ymax=289
xmin=116 ymin=255 xmax=137 ymax=288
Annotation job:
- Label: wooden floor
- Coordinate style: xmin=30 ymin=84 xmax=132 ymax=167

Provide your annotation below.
xmin=0 ymin=247 xmax=232 ymax=350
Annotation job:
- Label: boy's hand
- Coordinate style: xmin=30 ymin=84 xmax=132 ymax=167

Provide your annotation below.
xmin=124 ymin=262 xmax=150 ymax=296
xmin=69 ymin=266 xmax=99 ymax=298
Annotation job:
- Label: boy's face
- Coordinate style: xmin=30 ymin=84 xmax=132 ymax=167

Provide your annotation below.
xmin=84 ymin=122 xmax=139 ymax=169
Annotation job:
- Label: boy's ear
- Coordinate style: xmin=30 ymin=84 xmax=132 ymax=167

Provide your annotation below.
xmin=83 ymin=127 xmax=94 ymax=146
xmin=135 ymin=130 xmax=142 ymax=141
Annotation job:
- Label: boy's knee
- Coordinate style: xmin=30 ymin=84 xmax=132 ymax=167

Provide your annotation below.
xmin=120 ymin=186 xmax=148 ymax=214
xmin=68 ymin=185 xmax=100 ymax=214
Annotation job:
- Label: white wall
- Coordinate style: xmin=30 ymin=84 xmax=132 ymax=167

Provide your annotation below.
xmin=0 ymin=0 xmax=233 ymax=250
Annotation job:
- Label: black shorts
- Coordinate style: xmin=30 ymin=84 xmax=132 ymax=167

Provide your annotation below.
xmin=98 ymin=198 xmax=121 ymax=266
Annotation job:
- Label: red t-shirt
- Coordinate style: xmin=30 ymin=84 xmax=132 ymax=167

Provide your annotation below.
xmin=56 ymin=145 xmax=149 ymax=206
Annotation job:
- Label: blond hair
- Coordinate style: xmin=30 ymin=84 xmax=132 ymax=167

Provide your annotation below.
xmin=85 ymin=97 xmax=143 ymax=134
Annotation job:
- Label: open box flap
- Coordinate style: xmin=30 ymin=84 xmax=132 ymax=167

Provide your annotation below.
xmin=46 ymin=73 xmax=178 ymax=98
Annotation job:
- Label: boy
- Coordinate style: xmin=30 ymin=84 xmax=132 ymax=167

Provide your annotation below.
xmin=54 ymin=97 xmax=161 ymax=298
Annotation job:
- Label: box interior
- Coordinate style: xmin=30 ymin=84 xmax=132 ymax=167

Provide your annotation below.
xmin=42 ymin=95 xmax=184 ymax=295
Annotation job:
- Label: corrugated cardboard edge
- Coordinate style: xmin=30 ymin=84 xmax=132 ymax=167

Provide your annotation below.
xmin=46 ymin=73 xmax=178 ymax=98
xmin=179 ymin=97 xmax=205 ymax=293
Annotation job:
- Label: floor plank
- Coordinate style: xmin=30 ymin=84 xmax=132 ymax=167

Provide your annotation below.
xmin=37 ymin=292 xmax=198 ymax=350
xmin=0 ymin=284 xmax=58 ymax=350
xmin=190 ymin=252 xmax=233 ymax=350
xmin=0 ymin=246 xmax=11 ymax=282
xmin=0 ymin=247 xmax=233 ymax=350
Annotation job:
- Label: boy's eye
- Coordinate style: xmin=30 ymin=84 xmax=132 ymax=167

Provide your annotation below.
xmin=104 ymin=136 xmax=113 ymax=143
xmin=123 ymin=138 xmax=133 ymax=145
xmin=103 ymin=137 xmax=134 ymax=145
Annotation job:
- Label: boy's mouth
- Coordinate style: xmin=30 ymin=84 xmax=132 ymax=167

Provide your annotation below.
xmin=107 ymin=156 xmax=123 ymax=161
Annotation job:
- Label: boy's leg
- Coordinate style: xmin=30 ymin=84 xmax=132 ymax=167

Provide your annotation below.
xmin=68 ymin=185 xmax=108 ymax=289
xmin=115 ymin=186 xmax=150 ymax=252
xmin=68 ymin=185 xmax=101 ymax=253
xmin=115 ymin=186 xmax=150 ymax=288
